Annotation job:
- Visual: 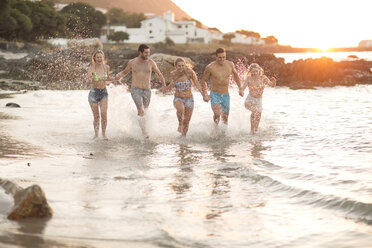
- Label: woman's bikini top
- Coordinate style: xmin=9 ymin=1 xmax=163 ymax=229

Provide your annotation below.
xmin=248 ymin=77 xmax=265 ymax=91
xmin=93 ymin=64 xmax=108 ymax=82
xmin=174 ymin=79 xmax=192 ymax=92
xmin=93 ymin=71 xmax=108 ymax=82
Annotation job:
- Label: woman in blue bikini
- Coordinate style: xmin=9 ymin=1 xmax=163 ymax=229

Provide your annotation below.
xmin=86 ymin=50 xmax=114 ymax=140
xmin=162 ymin=58 xmax=207 ymax=136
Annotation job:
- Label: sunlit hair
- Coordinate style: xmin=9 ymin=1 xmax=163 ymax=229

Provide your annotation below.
xmin=138 ymin=44 xmax=149 ymax=53
xmin=215 ymin=47 xmax=226 ymax=55
xmin=174 ymin=57 xmax=186 ymax=67
xmin=174 ymin=57 xmax=191 ymax=79
xmin=92 ymin=50 xmax=105 ymax=64
xmin=248 ymin=63 xmax=263 ymax=76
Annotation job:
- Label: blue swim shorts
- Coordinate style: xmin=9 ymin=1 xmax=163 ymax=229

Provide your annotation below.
xmin=88 ymin=87 xmax=108 ymax=103
xmin=130 ymin=87 xmax=151 ymax=109
xmin=210 ymin=91 xmax=230 ymax=113
xmin=173 ymin=96 xmax=194 ymax=109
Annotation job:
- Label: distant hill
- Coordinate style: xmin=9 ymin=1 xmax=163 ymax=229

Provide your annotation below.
xmin=57 ymin=0 xmax=192 ymax=20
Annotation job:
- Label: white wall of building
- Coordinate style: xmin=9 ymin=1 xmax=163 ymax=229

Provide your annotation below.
xmin=230 ymin=32 xmax=265 ymax=45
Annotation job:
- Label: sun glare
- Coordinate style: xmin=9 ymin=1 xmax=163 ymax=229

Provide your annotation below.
xmin=316 ymin=46 xmax=331 ymax=52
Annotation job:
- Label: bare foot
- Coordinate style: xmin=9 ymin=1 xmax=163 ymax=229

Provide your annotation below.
xmin=177 ymin=124 xmax=183 ymax=133
xmin=141 ymin=130 xmax=149 ymax=139
xmin=92 ymin=134 xmax=98 ymax=140
xmin=102 ymin=135 xmax=109 ymax=141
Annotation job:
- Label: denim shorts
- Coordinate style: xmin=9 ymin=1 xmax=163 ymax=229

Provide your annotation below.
xmin=88 ymin=88 xmax=108 ymax=103
xmin=173 ymin=96 xmax=194 ymax=109
xmin=130 ymin=87 xmax=151 ymax=109
xmin=210 ymin=91 xmax=230 ymax=113
xmin=245 ymin=95 xmax=263 ymax=112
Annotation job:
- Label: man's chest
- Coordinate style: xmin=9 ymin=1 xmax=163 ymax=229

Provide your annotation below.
xmin=133 ymin=63 xmax=152 ymax=74
xmin=211 ymin=66 xmax=231 ymax=79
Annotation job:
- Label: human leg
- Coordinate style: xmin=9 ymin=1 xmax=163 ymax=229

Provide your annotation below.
xmin=250 ymin=110 xmax=262 ymax=134
xmin=211 ymin=104 xmax=221 ymax=124
xmin=131 ymin=88 xmax=145 ymax=116
xmin=131 ymin=88 xmax=149 ymax=137
xmin=220 ymin=94 xmax=230 ymax=125
xmin=245 ymin=96 xmax=262 ymax=134
xmin=99 ymin=99 xmax=108 ymax=140
xmin=182 ymin=107 xmax=193 ymax=136
xmin=174 ymin=99 xmax=185 ymax=133
xmin=89 ymin=102 xmax=100 ymax=139
xmin=221 ymin=111 xmax=229 ymax=125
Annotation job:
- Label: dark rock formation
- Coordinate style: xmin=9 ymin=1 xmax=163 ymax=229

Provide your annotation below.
xmin=0 ymin=46 xmax=371 ymax=90
xmin=0 ymin=178 xmax=53 ymax=220
xmin=5 ymin=102 xmax=20 ymax=108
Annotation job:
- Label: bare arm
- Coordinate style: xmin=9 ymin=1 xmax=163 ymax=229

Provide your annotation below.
xmin=162 ymin=71 xmax=175 ymax=92
xmin=190 ymin=69 xmax=203 ymax=95
xmin=200 ymin=65 xmax=211 ymax=93
xmin=264 ymin=75 xmax=276 ymax=87
xmin=231 ymin=62 xmax=243 ymax=96
xmin=116 ymin=60 xmax=133 ymax=79
xmin=240 ymin=76 xmax=250 ymax=94
xmin=152 ymin=61 xmax=166 ymax=87
xmin=86 ymin=66 xmax=94 ymax=84
xmin=200 ymin=65 xmax=211 ymax=102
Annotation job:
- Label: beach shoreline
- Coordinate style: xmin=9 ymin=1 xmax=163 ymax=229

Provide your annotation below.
xmin=0 ymin=86 xmax=371 ymax=248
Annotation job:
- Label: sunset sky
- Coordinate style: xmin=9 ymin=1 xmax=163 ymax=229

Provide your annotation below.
xmin=172 ymin=0 xmax=371 ymax=49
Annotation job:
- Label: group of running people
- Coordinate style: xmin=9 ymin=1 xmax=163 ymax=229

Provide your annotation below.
xmin=86 ymin=44 xmax=276 ymax=140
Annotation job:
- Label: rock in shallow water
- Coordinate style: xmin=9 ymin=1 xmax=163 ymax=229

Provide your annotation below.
xmin=0 ymin=178 xmax=53 ymax=220
xmin=5 ymin=102 xmax=21 ymax=108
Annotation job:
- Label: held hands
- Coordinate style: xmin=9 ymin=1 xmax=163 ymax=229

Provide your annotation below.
xmin=159 ymin=86 xmax=167 ymax=94
xmin=114 ymin=73 xmax=122 ymax=81
xmin=202 ymin=92 xmax=210 ymax=102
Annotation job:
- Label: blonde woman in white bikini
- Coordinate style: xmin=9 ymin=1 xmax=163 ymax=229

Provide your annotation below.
xmin=162 ymin=58 xmax=207 ymax=137
xmin=239 ymin=63 xmax=276 ymax=134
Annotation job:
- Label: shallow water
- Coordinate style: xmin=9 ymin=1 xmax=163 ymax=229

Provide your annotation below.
xmin=0 ymin=84 xmax=371 ymax=248
xmin=274 ymin=51 xmax=372 ymax=63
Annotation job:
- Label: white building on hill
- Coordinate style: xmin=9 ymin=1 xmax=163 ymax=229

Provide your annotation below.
xmin=231 ymin=33 xmax=265 ymax=45
xmin=101 ymin=11 xmax=210 ymax=44
xmin=101 ymin=10 xmax=266 ymax=45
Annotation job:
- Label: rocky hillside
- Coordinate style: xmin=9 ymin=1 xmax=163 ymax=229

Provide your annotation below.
xmin=57 ymin=0 xmax=192 ymax=20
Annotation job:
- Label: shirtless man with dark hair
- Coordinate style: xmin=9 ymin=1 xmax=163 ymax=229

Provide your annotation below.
xmin=201 ymin=48 xmax=243 ymax=127
xmin=116 ymin=44 xmax=165 ymax=138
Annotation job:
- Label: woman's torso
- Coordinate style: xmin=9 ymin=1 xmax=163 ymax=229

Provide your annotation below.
xmin=91 ymin=64 xmax=108 ymax=89
xmin=173 ymin=73 xmax=193 ymax=98
xmin=248 ymin=75 xmax=265 ymax=98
